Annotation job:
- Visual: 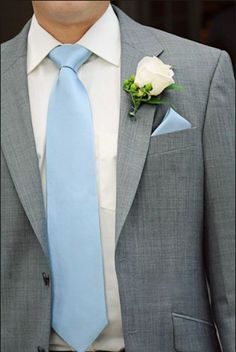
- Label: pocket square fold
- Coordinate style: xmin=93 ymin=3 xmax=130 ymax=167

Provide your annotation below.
xmin=151 ymin=108 xmax=192 ymax=136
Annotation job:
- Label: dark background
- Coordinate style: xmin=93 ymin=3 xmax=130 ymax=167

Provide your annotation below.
xmin=0 ymin=0 xmax=235 ymax=72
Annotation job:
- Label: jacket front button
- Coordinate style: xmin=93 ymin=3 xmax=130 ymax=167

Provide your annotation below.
xmin=42 ymin=272 xmax=50 ymax=286
xmin=37 ymin=347 xmax=46 ymax=352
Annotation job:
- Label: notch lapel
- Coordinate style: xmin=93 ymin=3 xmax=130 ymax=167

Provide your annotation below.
xmin=1 ymin=22 xmax=50 ymax=261
xmin=114 ymin=7 xmax=164 ymax=245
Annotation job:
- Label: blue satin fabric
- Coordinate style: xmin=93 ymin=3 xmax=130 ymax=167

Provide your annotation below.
xmin=151 ymin=108 xmax=192 ymax=136
xmin=46 ymin=44 xmax=108 ymax=352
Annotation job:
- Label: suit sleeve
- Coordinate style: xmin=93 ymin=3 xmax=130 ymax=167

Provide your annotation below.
xmin=203 ymin=50 xmax=235 ymax=352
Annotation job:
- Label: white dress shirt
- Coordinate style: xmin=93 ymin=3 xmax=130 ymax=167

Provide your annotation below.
xmin=27 ymin=5 xmax=124 ymax=351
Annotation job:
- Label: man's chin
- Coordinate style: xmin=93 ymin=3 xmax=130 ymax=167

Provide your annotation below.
xmin=32 ymin=0 xmax=110 ymax=26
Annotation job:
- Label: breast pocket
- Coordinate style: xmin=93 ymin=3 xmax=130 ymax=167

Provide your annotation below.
xmin=172 ymin=312 xmax=220 ymax=352
xmin=148 ymin=127 xmax=198 ymax=156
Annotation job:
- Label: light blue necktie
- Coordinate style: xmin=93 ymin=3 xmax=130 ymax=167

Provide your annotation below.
xmin=46 ymin=44 xmax=108 ymax=352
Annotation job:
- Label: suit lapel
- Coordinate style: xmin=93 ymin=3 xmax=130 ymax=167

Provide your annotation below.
xmin=1 ymin=22 xmax=50 ymax=261
xmin=114 ymin=7 xmax=164 ymax=245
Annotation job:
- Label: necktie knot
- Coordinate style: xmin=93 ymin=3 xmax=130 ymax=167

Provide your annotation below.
xmin=48 ymin=44 xmax=92 ymax=72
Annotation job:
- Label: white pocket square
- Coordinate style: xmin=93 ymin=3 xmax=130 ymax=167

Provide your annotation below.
xmin=151 ymin=108 xmax=192 ymax=136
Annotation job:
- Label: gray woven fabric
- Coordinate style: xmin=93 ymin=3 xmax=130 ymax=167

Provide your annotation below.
xmin=1 ymin=5 xmax=235 ymax=352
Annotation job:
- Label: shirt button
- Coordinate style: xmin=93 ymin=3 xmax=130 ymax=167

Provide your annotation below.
xmin=42 ymin=272 xmax=50 ymax=286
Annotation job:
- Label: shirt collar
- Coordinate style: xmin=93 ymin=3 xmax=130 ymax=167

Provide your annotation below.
xmin=27 ymin=4 xmax=120 ymax=74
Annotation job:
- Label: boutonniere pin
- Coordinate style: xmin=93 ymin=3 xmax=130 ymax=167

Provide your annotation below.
xmin=123 ymin=56 xmax=183 ymax=119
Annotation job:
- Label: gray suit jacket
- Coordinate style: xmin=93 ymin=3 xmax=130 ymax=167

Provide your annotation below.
xmin=1 ymin=6 xmax=235 ymax=352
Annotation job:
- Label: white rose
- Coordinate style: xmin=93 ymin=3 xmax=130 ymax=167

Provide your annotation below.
xmin=134 ymin=56 xmax=175 ymax=96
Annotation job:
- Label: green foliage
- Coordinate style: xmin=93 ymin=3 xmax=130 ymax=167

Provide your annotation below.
xmin=123 ymin=76 xmax=183 ymax=119
xmin=165 ymin=83 xmax=184 ymax=91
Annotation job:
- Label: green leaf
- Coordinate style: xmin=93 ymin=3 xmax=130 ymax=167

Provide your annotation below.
xmin=166 ymin=83 xmax=184 ymax=91
xmin=146 ymin=98 xmax=169 ymax=105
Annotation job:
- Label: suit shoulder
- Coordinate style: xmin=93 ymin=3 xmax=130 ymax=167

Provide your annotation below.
xmin=1 ymin=36 xmax=23 ymax=75
xmin=1 ymin=20 xmax=30 ymax=74
xmin=1 ymin=35 xmax=19 ymax=59
xmin=144 ymin=24 xmax=222 ymax=67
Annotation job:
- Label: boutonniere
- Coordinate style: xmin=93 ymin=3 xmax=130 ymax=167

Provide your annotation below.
xmin=123 ymin=56 xmax=183 ymax=119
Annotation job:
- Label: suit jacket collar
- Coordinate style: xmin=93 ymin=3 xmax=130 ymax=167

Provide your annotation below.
xmin=1 ymin=6 xmax=164 ymax=260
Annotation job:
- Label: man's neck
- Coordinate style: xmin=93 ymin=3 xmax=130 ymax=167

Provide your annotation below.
xmin=34 ymin=5 xmax=109 ymax=43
